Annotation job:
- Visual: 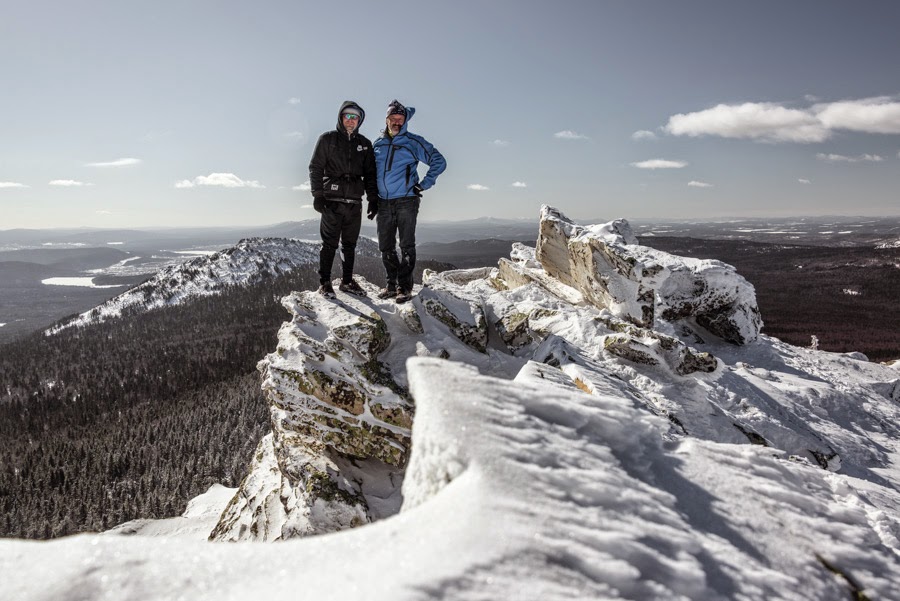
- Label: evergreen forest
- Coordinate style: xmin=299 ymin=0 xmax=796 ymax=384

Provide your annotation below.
xmin=0 ymin=257 xmax=447 ymax=539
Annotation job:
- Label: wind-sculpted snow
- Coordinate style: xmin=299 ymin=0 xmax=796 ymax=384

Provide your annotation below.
xmin=5 ymin=208 xmax=900 ymax=600
xmin=5 ymin=359 xmax=900 ymax=600
xmin=45 ymin=237 xmax=377 ymax=334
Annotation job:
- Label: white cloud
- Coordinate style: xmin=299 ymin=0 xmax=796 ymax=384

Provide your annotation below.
xmin=665 ymin=103 xmax=829 ymax=143
xmin=293 ymin=181 xmax=311 ymax=191
xmin=175 ymin=173 xmax=265 ymax=189
xmin=467 ymin=184 xmax=490 ymax=191
xmin=492 ymin=139 xmax=510 ymax=147
xmin=687 ymin=180 xmax=713 ymax=188
xmin=798 ymin=178 xmax=811 ymax=184
xmin=284 ymin=131 xmax=305 ymax=140
xmin=663 ymin=96 xmax=900 ymax=145
xmin=49 ymin=179 xmax=92 ymax=187
xmin=300 ymin=204 xmax=314 ymax=210
xmin=814 ymin=96 xmax=900 ymax=134
xmin=631 ymin=159 xmax=688 ymax=169
xmin=86 ymin=157 xmax=142 ymax=167
xmin=554 ymin=130 xmax=589 ymax=140
xmin=631 ymin=130 xmax=657 ymax=141
xmin=95 ymin=210 xmax=112 ymax=215
xmin=511 ymin=182 xmax=527 ymax=188
xmin=815 ymin=153 xmax=883 ymax=163
xmin=288 ymin=97 xmax=302 ymax=105
xmin=0 ymin=181 xmax=28 ymax=188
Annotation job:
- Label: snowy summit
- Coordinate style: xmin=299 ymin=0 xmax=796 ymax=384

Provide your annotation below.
xmin=3 ymin=206 xmax=900 ymax=600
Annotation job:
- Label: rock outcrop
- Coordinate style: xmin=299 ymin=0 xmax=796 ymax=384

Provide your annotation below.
xmin=211 ymin=286 xmax=412 ymax=541
xmin=535 ymin=205 xmax=762 ymax=344
xmin=212 ymin=206 xmax=852 ymax=542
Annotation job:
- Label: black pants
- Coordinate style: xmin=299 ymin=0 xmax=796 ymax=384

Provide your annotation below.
xmin=376 ymin=197 xmax=419 ymax=291
xmin=319 ymin=201 xmax=362 ymax=284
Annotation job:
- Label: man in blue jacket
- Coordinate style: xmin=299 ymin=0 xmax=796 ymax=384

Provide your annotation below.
xmin=370 ymin=99 xmax=446 ymax=303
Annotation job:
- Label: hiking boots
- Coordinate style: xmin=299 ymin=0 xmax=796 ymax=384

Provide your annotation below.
xmin=317 ymin=281 xmax=335 ymax=298
xmin=339 ymin=279 xmax=367 ymax=297
xmin=377 ymin=286 xmax=398 ymax=299
xmin=395 ymin=288 xmax=413 ymax=304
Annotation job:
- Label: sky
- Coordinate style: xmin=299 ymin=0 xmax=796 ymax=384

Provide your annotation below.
xmin=2 ymin=0 xmax=899 ymax=228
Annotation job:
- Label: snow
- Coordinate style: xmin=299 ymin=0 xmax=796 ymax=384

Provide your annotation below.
xmin=171 ymin=249 xmax=218 ymax=256
xmin=103 ymin=484 xmax=236 ymax=540
xmin=4 ymin=215 xmax=900 ymax=600
xmin=40 ymin=277 xmax=126 ymax=289
xmin=3 ymin=352 xmax=900 ymax=600
xmin=86 ymin=256 xmax=142 ymax=275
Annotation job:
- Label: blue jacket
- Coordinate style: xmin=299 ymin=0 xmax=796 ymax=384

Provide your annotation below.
xmin=373 ymin=107 xmax=447 ymax=200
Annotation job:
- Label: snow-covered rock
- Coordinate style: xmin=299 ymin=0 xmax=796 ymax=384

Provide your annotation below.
xmin=211 ymin=284 xmax=412 ymax=541
xmin=536 ymin=205 xmax=762 ymax=344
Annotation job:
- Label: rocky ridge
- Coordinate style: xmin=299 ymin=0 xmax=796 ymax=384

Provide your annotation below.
xmin=213 ymin=206 xmax=895 ymax=540
xmin=47 ymin=237 xmax=378 ymax=334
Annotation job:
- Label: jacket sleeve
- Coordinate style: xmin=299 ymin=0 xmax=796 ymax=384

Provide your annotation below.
xmin=364 ymin=145 xmax=379 ymax=200
xmin=410 ymin=134 xmax=446 ymax=191
xmin=308 ymin=134 xmax=328 ymax=198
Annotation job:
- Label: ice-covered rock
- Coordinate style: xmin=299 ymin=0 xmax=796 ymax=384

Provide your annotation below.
xmin=535 ymin=205 xmax=762 ymax=344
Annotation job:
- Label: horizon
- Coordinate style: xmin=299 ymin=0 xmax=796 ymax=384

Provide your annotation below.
xmin=3 ymin=0 xmax=900 ymax=228
xmin=3 ymin=212 xmax=900 ymax=234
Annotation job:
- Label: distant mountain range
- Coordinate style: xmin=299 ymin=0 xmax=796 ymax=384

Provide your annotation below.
xmin=4 ymin=215 xmax=899 ymax=250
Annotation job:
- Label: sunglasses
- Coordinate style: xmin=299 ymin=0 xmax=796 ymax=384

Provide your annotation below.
xmin=342 ymin=113 xmax=360 ymax=120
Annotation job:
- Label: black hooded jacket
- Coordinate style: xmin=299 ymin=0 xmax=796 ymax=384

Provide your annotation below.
xmin=308 ymin=101 xmax=378 ymax=202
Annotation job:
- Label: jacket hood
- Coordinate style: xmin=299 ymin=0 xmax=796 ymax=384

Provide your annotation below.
xmin=387 ymin=106 xmax=416 ymax=137
xmin=336 ymin=101 xmax=365 ymax=133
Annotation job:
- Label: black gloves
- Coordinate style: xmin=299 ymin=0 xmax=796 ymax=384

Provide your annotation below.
xmin=367 ymin=198 xmax=379 ymax=220
xmin=413 ymin=184 xmax=423 ymax=198
xmin=313 ymin=196 xmax=325 ymax=214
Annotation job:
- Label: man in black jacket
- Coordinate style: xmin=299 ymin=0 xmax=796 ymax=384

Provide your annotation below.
xmin=309 ymin=100 xmax=379 ymax=298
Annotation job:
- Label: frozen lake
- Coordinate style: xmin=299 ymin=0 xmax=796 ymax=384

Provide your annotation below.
xmin=41 ymin=277 xmax=126 ymax=289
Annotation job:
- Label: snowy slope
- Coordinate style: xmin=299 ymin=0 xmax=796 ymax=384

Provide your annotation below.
xmin=46 ymin=237 xmax=377 ymax=334
xmin=4 ymin=210 xmax=900 ymax=600
xmin=3 ymin=357 xmax=899 ymax=600
xmin=102 ymin=484 xmax=236 ymax=540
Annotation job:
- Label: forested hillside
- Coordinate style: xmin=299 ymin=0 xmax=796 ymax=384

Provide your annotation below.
xmin=643 ymin=237 xmax=900 ymax=362
xmin=0 ymin=256 xmax=449 ymax=539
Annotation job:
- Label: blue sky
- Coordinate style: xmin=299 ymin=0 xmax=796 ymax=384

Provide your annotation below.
xmin=2 ymin=0 xmax=899 ymax=228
